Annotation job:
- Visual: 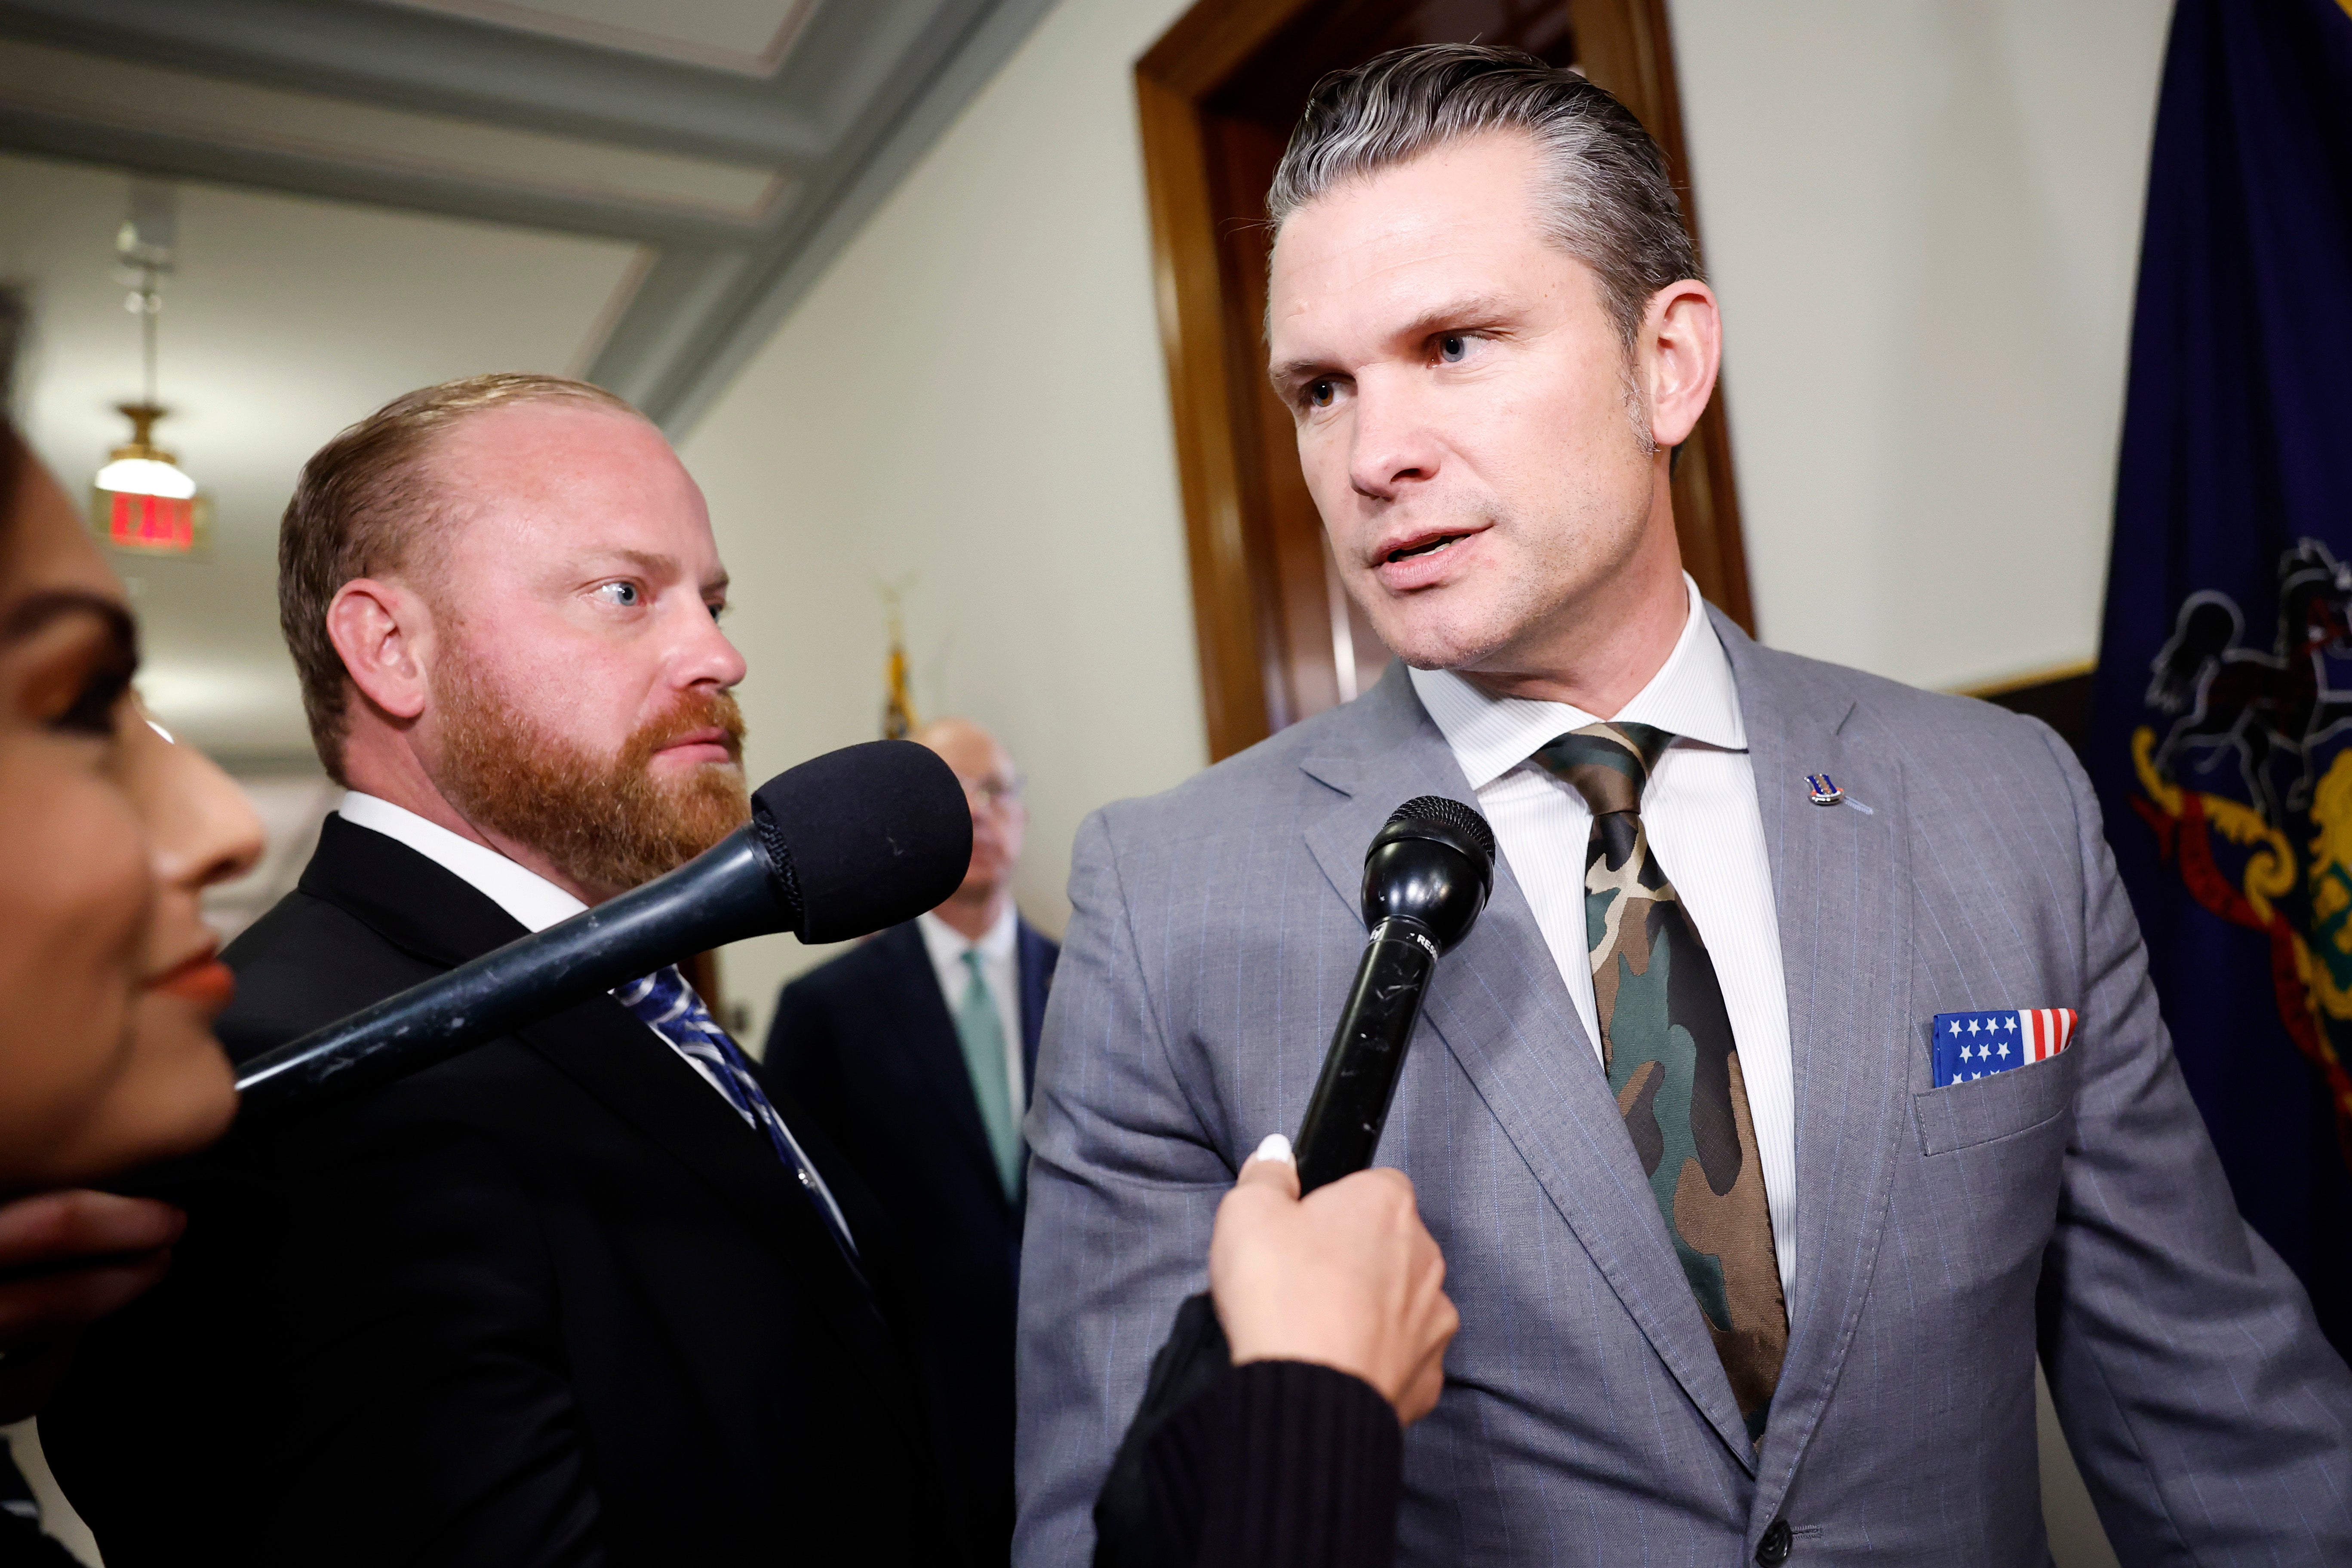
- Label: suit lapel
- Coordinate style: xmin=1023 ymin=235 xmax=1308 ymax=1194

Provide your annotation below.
xmin=1715 ymin=614 xmax=1915 ymax=1501
xmin=1302 ymin=667 xmax=1763 ymax=1466
xmin=1012 ymin=923 xmax=1055 ymax=1212
xmin=298 ymin=815 xmax=518 ymax=972
xmin=880 ymin=922 xmax=1008 ymax=1205
xmin=1017 ymin=921 xmax=1053 ymax=1102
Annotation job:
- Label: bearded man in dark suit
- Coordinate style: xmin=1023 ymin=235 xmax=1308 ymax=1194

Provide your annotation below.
xmin=762 ymin=715 xmax=1057 ymax=1565
xmin=46 ymin=374 xmax=959 ymax=1566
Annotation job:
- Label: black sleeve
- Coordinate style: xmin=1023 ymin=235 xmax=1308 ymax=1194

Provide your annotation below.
xmin=1141 ymin=1360 xmax=1402 ymax=1568
xmin=52 ymin=1088 xmax=609 ymax=1568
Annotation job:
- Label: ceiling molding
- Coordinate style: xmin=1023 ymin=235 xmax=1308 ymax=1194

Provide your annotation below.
xmin=0 ymin=0 xmax=827 ymax=164
xmin=0 ymin=102 xmax=762 ymax=245
xmin=609 ymin=0 xmax=1061 ymax=431
xmin=381 ymin=0 xmax=824 ymax=80
xmin=0 ymin=34 xmax=799 ymax=224
xmin=0 ymin=0 xmax=1058 ymax=433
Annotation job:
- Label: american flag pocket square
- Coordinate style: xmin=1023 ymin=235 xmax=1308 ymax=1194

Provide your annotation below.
xmin=1931 ymin=1009 xmax=2078 ymax=1088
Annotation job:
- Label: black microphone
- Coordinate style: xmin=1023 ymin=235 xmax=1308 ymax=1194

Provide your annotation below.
xmin=230 ymin=739 xmax=971 ymax=1126
xmin=1292 ymin=796 xmax=1497 ymax=1192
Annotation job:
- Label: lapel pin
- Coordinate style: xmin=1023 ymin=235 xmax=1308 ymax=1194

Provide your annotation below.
xmin=1806 ymin=773 xmax=1844 ymax=807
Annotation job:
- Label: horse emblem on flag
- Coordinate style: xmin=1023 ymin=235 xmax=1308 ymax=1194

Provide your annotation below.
xmin=2146 ymin=538 xmax=2352 ymax=821
xmin=2131 ymin=537 xmax=2352 ymax=1159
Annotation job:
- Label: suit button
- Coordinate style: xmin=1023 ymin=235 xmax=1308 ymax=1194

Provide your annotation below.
xmin=1756 ymin=1518 xmax=1793 ymax=1565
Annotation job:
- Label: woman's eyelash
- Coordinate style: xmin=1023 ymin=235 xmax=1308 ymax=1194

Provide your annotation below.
xmin=54 ymin=654 xmax=136 ymax=737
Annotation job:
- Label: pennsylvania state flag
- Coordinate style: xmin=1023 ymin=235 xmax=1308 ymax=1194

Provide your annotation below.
xmin=2085 ymin=0 xmax=2352 ymax=1355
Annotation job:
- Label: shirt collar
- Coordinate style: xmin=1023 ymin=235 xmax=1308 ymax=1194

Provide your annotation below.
xmin=1406 ymin=575 xmax=1746 ymax=790
xmin=917 ymin=902 xmax=1018 ymax=966
xmin=335 ymin=790 xmax=588 ymax=935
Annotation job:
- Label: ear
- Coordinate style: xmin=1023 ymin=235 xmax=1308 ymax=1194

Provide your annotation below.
xmin=1641 ymin=279 xmax=1722 ymax=451
xmin=324 ymin=578 xmax=434 ymax=723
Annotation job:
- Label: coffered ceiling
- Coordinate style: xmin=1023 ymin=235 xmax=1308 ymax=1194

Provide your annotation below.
xmin=0 ymin=0 xmax=1056 ymax=431
xmin=378 ymin=1 xmax=824 ymax=77
xmin=0 ymin=0 xmax=1054 ymax=761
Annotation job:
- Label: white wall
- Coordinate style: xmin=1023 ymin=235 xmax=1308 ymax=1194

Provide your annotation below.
xmin=684 ymin=0 xmax=1205 ymax=1041
xmin=1674 ymin=0 xmax=2171 ymax=690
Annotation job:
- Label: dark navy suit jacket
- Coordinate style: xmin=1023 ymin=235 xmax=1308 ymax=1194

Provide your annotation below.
xmin=760 ymin=916 xmax=1057 ymax=1566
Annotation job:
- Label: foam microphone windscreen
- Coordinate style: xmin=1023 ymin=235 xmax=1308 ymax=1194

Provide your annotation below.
xmin=755 ymin=738 xmax=973 ymax=943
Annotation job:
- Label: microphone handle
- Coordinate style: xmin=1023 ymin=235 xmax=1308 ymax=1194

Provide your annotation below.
xmin=232 ymin=828 xmax=782 ymax=1125
xmin=1292 ymin=915 xmax=1439 ymax=1194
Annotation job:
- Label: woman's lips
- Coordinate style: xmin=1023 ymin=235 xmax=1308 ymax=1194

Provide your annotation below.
xmin=149 ymin=952 xmax=236 ymax=1012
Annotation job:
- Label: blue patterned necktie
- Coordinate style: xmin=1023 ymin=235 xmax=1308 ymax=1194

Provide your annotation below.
xmin=612 ymin=966 xmax=858 ymax=1262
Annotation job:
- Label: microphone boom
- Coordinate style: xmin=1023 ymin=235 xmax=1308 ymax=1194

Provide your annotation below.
xmin=231 ymin=740 xmax=970 ymax=1126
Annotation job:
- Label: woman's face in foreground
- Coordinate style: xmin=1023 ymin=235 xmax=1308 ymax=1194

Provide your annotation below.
xmin=0 ymin=450 xmax=264 ymax=1186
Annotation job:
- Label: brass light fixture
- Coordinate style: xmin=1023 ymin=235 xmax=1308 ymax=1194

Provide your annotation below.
xmin=91 ymin=182 xmax=208 ymax=554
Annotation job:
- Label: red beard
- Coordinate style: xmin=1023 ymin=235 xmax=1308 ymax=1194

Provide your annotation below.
xmin=434 ymin=668 xmax=750 ymax=895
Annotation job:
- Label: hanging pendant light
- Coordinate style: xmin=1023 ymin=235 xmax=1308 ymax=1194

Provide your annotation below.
xmin=91 ymin=182 xmax=207 ymax=554
xmin=95 ymin=400 xmax=202 ymax=550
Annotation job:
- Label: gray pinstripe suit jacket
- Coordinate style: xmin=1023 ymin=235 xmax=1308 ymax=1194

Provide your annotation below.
xmin=1014 ymin=612 xmax=2352 ymax=1566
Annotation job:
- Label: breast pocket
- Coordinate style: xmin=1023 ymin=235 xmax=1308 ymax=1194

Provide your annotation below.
xmin=1912 ymin=1045 xmax=2083 ymax=1156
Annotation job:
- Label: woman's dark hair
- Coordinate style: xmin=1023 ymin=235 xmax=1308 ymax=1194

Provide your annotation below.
xmin=0 ymin=283 xmax=28 ymax=547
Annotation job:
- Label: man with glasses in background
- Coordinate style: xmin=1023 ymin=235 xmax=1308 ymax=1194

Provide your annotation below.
xmin=761 ymin=716 xmax=1057 ymax=1567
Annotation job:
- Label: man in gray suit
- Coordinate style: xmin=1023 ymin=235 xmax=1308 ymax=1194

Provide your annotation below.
xmin=1016 ymin=44 xmax=2352 ymax=1568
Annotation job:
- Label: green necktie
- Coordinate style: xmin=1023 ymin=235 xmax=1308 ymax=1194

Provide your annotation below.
xmin=1534 ymin=720 xmax=1788 ymax=1444
xmin=955 ymin=949 xmax=1023 ymax=1200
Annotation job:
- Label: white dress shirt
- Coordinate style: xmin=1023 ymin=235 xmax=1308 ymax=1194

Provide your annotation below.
xmin=917 ymin=903 xmax=1027 ymax=1111
xmin=333 ymin=790 xmax=855 ymax=1244
xmin=1407 ymin=576 xmax=1800 ymax=1304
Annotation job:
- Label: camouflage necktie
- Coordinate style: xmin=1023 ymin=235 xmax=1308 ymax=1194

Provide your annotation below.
xmin=1534 ymin=721 xmax=1788 ymax=1443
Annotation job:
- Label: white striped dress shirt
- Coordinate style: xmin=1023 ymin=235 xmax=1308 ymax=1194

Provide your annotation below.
xmin=1408 ymin=576 xmax=1800 ymax=1305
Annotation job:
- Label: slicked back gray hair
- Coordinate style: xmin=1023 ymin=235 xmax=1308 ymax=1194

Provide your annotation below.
xmin=1268 ymin=44 xmax=1701 ymax=349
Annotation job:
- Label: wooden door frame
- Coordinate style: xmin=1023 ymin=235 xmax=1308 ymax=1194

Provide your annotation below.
xmin=1136 ymin=0 xmax=1753 ymax=762
xmin=1136 ymin=2 xmax=1310 ymax=761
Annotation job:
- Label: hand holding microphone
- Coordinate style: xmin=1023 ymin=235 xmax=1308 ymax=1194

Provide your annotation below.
xmin=1093 ymin=797 xmax=1495 ymax=1568
xmin=1210 ymin=1134 xmax=1457 ymax=1426
xmin=1210 ymin=794 xmax=1492 ymax=1427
